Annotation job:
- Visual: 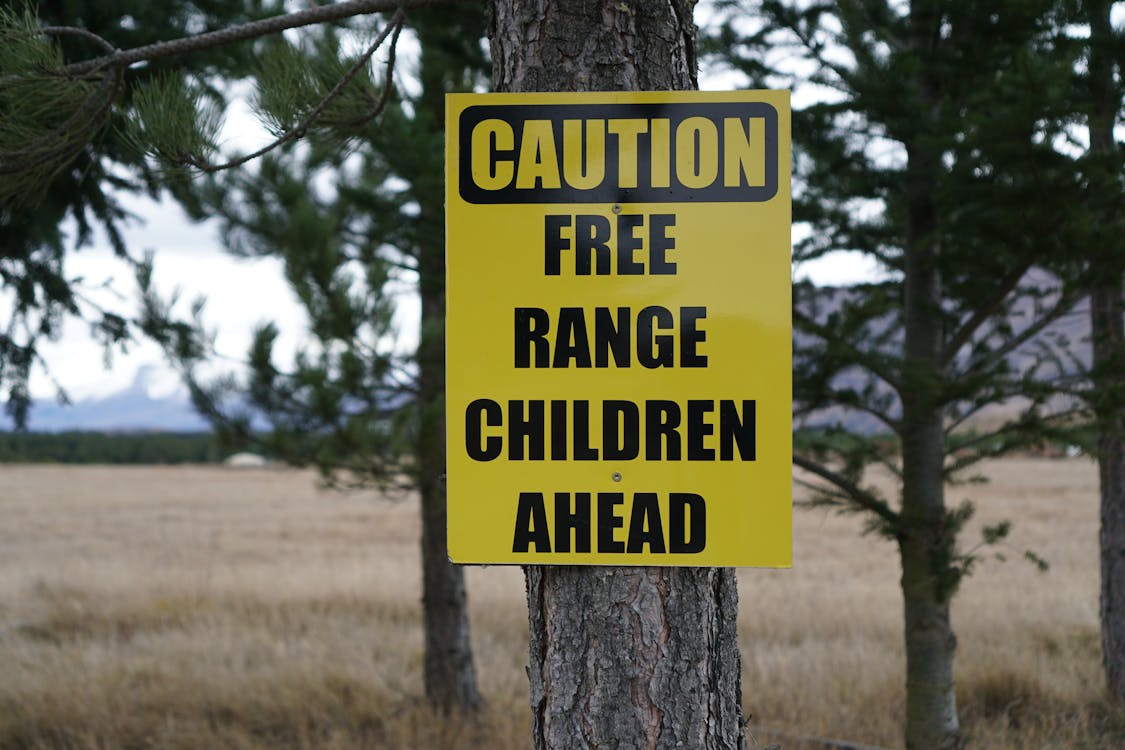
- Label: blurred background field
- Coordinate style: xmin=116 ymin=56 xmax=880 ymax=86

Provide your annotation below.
xmin=0 ymin=459 xmax=1121 ymax=749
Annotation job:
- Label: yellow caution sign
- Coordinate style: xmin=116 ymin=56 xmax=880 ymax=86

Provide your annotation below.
xmin=445 ymin=91 xmax=791 ymax=567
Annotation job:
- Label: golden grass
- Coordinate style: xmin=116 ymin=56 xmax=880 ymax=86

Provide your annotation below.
xmin=0 ymin=460 xmax=1122 ymax=749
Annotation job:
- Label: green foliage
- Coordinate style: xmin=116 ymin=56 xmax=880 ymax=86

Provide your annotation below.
xmin=709 ymin=0 xmax=1087 ymax=582
xmin=253 ymin=29 xmax=383 ymax=143
xmin=0 ymin=6 xmax=107 ymax=208
xmin=1024 ymin=549 xmax=1051 ymax=573
xmin=127 ymin=74 xmax=222 ymax=172
xmin=135 ymin=252 xmax=211 ymax=364
xmin=0 ymin=0 xmax=280 ymax=428
xmin=0 ymin=5 xmax=115 ymax=209
xmin=982 ymin=521 xmax=1013 ymax=546
xmin=144 ymin=8 xmax=489 ymax=491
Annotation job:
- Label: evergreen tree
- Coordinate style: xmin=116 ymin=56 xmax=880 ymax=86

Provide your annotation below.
xmin=709 ymin=2 xmax=1081 ymax=747
xmin=1 ymin=0 xmax=486 ymax=714
xmin=0 ymin=0 xmax=274 ymax=426
xmin=147 ymin=8 xmax=491 ymax=712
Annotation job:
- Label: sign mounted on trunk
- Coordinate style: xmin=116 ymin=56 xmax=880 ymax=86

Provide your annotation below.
xmin=445 ymin=91 xmax=792 ymax=567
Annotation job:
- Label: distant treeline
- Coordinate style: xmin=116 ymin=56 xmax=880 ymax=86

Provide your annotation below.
xmin=794 ymin=424 xmax=1097 ymax=460
xmin=0 ymin=431 xmax=229 ymax=464
xmin=3 ymin=426 xmax=1093 ymax=466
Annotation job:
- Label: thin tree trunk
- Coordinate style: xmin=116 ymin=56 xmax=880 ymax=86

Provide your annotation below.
xmin=418 ymin=240 xmax=481 ymax=713
xmin=898 ymin=8 xmax=961 ymax=740
xmin=898 ymin=217 xmax=961 ymax=750
xmin=418 ymin=234 xmax=482 ymax=712
xmin=414 ymin=10 xmax=482 ymax=705
xmin=1093 ymin=283 xmax=1125 ymax=700
xmin=1086 ymin=0 xmax=1125 ymax=702
xmin=489 ymin=2 xmax=745 ymax=748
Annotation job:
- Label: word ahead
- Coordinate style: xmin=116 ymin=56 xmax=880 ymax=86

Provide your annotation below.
xmin=457 ymin=102 xmax=780 ymax=204
xmin=513 ymin=491 xmax=705 ymax=554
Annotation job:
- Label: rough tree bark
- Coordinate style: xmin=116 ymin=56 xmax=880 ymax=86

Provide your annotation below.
xmin=1087 ymin=0 xmax=1125 ymax=702
xmin=488 ymin=2 xmax=746 ymax=748
xmin=898 ymin=6 xmax=961 ymax=748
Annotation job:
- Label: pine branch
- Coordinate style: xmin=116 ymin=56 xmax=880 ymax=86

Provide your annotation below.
xmin=952 ymin=287 xmax=1084 ymax=381
xmin=792 ymin=453 xmax=900 ymax=528
xmin=940 ymin=261 xmax=1033 ymax=367
xmin=776 ymin=5 xmax=856 ymax=93
xmin=336 ymin=18 xmax=403 ymax=130
xmin=942 ymin=405 xmax=1086 ymax=477
xmin=793 ymin=477 xmax=854 ymax=507
xmin=794 ymin=307 xmax=901 ymax=390
xmin=0 ymin=64 xmax=121 ymax=176
xmin=0 ymin=1 xmax=447 ymax=206
xmin=26 ymin=0 xmax=465 ymax=80
xmin=802 ymin=387 xmax=901 ymax=433
xmin=39 ymin=25 xmax=115 ymax=54
xmin=167 ymin=10 xmax=406 ymax=173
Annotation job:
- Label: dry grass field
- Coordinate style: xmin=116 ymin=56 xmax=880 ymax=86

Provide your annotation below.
xmin=0 ymin=460 xmax=1122 ymax=749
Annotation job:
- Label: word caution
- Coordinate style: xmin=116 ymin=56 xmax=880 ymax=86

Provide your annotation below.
xmin=457 ymin=101 xmax=780 ymax=204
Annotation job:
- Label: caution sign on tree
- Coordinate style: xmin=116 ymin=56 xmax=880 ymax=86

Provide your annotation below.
xmin=445 ymin=91 xmax=791 ymax=567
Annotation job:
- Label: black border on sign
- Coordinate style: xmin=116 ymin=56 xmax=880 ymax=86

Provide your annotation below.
xmin=457 ymin=102 xmax=779 ymax=204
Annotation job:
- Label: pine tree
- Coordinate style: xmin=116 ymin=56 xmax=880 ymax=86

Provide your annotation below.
xmin=710 ymin=2 xmax=1082 ymax=747
xmin=1 ymin=0 xmax=487 ymax=714
xmin=0 ymin=0 xmax=275 ymax=426
xmin=140 ymin=8 xmax=491 ymax=713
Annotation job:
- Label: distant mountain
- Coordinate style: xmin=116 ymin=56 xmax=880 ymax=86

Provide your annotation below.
xmin=6 ymin=365 xmax=208 ymax=433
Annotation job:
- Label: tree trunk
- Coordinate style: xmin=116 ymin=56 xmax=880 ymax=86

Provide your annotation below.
xmin=1093 ymin=283 xmax=1125 ymax=700
xmin=407 ymin=9 xmax=484 ymax=713
xmin=898 ymin=8 xmax=962 ymax=740
xmin=489 ymin=2 xmax=745 ymax=748
xmin=898 ymin=194 xmax=962 ymax=750
xmin=417 ymin=229 xmax=482 ymax=711
xmin=526 ymin=567 xmax=743 ymax=749
xmin=418 ymin=235 xmax=482 ymax=712
xmin=1086 ymin=0 xmax=1125 ymax=703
